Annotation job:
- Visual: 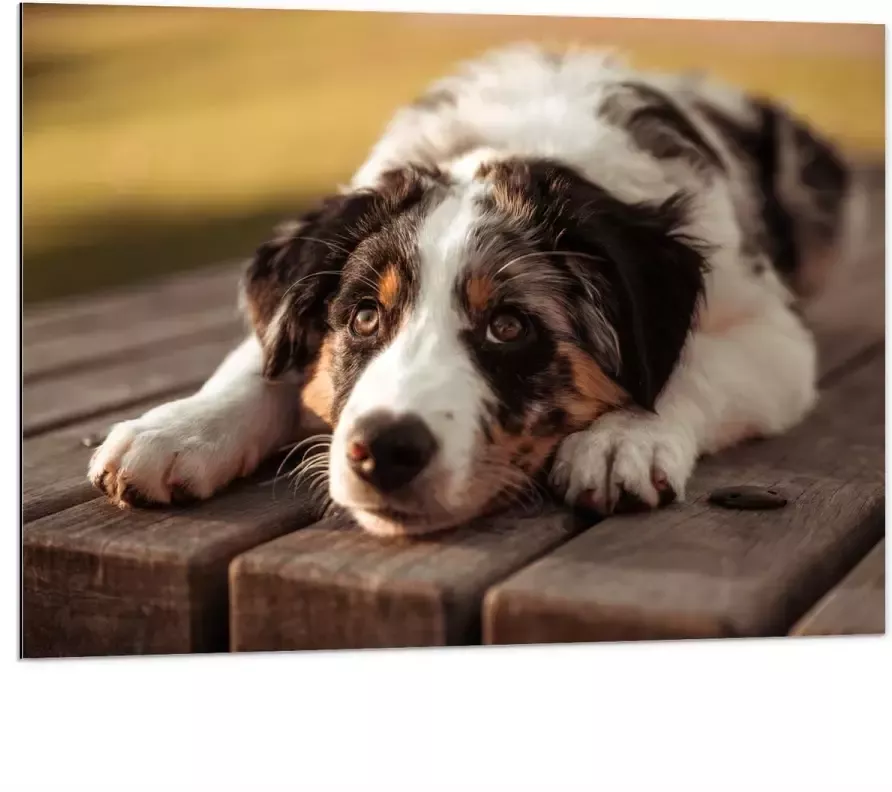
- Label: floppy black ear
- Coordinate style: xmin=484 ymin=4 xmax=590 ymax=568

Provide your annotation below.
xmin=241 ymin=167 xmax=441 ymax=380
xmin=579 ymin=192 xmax=709 ymax=409
xmin=241 ymin=191 xmax=380 ymax=380
xmin=517 ymin=160 xmax=709 ymax=410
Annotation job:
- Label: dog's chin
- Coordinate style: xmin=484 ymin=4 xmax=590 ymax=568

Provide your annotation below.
xmin=348 ymin=506 xmax=467 ymax=538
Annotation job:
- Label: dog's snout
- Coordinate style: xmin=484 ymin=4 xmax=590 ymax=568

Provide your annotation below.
xmin=346 ymin=410 xmax=438 ymax=492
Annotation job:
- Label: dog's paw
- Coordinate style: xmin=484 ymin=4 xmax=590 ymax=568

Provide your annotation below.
xmin=87 ymin=398 xmax=261 ymax=509
xmin=550 ymin=411 xmax=697 ymax=516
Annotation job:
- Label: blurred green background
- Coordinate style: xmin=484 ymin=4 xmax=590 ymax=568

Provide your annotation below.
xmin=22 ymin=4 xmax=885 ymax=305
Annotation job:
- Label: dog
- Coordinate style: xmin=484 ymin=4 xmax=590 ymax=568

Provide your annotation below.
xmin=88 ymin=44 xmax=865 ymax=537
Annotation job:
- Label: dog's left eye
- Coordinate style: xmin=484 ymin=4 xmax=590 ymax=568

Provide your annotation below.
xmin=485 ymin=309 xmax=532 ymax=346
xmin=350 ymin=300 xmax=381 ymax=338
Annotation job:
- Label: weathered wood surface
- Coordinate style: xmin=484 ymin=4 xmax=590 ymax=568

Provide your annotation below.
xmin=22 ymin=165 xmax=884 ymax=657
xmin=23 ymin=261 xmax=242 ymax=337
xmin=22 ymin=260 xmax=264 ymax=656
xmin=23 ymin=332 xmax=243 ymax=437
xmin=23 ymin=472 xmax=322 ymax=657
xmin=230 ymin=508 xmax=585 ymax=651
xmin=791 ymin=539 xmax=885 ymax=637
xmin=23 ymin=396 xmax=194 ymax=523
xmin=25 ymin=306 xmax=242 ymax=384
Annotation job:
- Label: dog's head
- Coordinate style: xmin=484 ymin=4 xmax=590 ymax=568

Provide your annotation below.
xmin=242 ymin=158 xmax=707 ymax=536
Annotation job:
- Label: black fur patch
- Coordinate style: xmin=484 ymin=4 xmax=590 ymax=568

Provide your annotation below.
xmin=697 ymin=98 xmax=850 ymax=286
xmin=242 ymin=166 xmax=445 ymax=381
xmin=478 ymin=158 xmax=709 ymax=411
xmin=601 ymin=82 xmax=725 ymax=172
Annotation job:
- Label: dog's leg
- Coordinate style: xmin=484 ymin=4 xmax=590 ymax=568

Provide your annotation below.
xmin=88 ymin=336 xmax=304 ymax=507
xmin=550 ymin=302 xmax=818 ymax=514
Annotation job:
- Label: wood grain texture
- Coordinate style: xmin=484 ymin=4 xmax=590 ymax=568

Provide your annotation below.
xmin=791 ymin=539 xmax=885 ymax=636
xmin=23 ymin=330 xmax=242 ymax=437
xmin=230 ymin=507 xmax=586 ymax=652
xmin=24 ymin=260 xmax=242 ymax=338
xmin=483 ymin=353 xmax=885 ymax=645
xmin=23 ymin=394 xmax=194 ymax=523
xmin=23 ymin=471 xmax=322 ymax=658
xmin=24 ymin=306 xmax=242 ymax=383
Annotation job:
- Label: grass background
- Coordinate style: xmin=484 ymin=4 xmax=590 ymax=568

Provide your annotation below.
xmin=22 ymin=5 xmax=885 ymax=305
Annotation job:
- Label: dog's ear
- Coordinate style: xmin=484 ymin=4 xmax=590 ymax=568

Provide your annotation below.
xmin=490 ymin=159 xmax=708 ymax=410
xmin=241 ymin=168 xmax=441 ymax=380
xmin=576 ymin=191 xmax=709 ymax=410
xmin=240 ymin=192 xmax=379 ymax=380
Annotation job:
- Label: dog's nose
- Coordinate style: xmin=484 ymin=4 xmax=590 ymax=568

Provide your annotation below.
xmin=346 ymin=410 xmax=438 ymax=493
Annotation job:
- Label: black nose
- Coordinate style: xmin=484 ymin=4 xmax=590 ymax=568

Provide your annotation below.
xmin=346 ymin=410 xmax=438 ymax=493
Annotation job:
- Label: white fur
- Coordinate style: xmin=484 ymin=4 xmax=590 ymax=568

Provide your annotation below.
xmin=88 ymin=337 xmax=302 ymax=505
xmin=329 ymin=187 xmax=496 ymax=535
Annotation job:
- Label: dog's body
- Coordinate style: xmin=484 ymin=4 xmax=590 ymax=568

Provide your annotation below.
xmin=89 ymin=45 xmax=864 ymax=536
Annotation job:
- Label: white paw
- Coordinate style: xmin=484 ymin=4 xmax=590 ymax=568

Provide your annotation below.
xmin=550 ymin=410 xmax=697 ymax=516
xmin=87 ymin=397 xmax=263 ymax=508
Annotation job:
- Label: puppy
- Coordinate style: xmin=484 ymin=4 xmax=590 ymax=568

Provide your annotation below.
xmin=89 ymin=45 xmax=865 ymax=537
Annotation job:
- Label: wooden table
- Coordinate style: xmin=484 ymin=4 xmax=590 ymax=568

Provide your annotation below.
xmin=22 ymin=167 xmax=885 ymax=657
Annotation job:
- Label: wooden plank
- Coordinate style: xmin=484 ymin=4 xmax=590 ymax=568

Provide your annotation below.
xmin=483 ymin=352 xmax=885 ymax=644
xmin=24 ymin=306 xmax=241 ymax=383
xmin=23 ymin=394 xmax=194 ymax=523
xmin=23 ymin=261 xmax=244 ymax=382
xmin=24 ymin=265 xmax=243 ymax=380
xmin=23 ymin=471 xmax=323 ymax=658
xmin=22 ymin=328 xmax=243 ymax=437
xmin=229 ymin=508 xmax=587 ymax=652
xmin=24 ymin=260 xmax=242 ymax=338
xmin=791 ymin=540 xmax=885 ymax=637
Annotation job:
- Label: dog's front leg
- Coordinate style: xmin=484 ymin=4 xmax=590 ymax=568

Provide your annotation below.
xmin=88 ymin=336 xmax=304 ymax=508
xmin=550 ymin=304 xmax=818 ymax=515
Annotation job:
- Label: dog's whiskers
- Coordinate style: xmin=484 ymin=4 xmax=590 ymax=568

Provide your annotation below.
xmin=268 ymin=434 xmax=332 ymax=500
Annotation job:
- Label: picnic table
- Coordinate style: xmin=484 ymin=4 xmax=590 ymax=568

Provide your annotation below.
xmin=22 ymin=165 xmax=885 ymax=657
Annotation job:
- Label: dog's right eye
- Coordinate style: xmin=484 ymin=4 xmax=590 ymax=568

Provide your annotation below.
xmin=350 ymin=300 xmax=381 ymax=338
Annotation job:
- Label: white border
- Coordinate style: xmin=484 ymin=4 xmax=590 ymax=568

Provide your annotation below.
xmin=6 ymin=2 xmax=890 ymax=791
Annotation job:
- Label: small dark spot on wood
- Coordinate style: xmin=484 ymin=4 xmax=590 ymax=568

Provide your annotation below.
xmin=708 ymin=485 xmax=788 ymax=511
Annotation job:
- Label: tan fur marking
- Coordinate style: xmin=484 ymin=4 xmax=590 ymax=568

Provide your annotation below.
xmin=483 ymin=423 xmax=556 ymax=482
xmin=463 ymin=424 xmax=554 ymax=512
xmin=300 ymin=336 xmax=336 ymax=427
xmin=378 ymin=265 xmax=401 ymax=310
xmin=558 ymin=343 xmax=627 ymax=426
xmin=466 ymin=275 xmax=495 ymax=312
xmin=475 ymin=161 xmax=495 ymax=180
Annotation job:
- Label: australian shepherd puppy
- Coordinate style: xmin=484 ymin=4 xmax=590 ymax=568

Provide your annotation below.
xmin=89 ymin=45 xmax=865 ymax=537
